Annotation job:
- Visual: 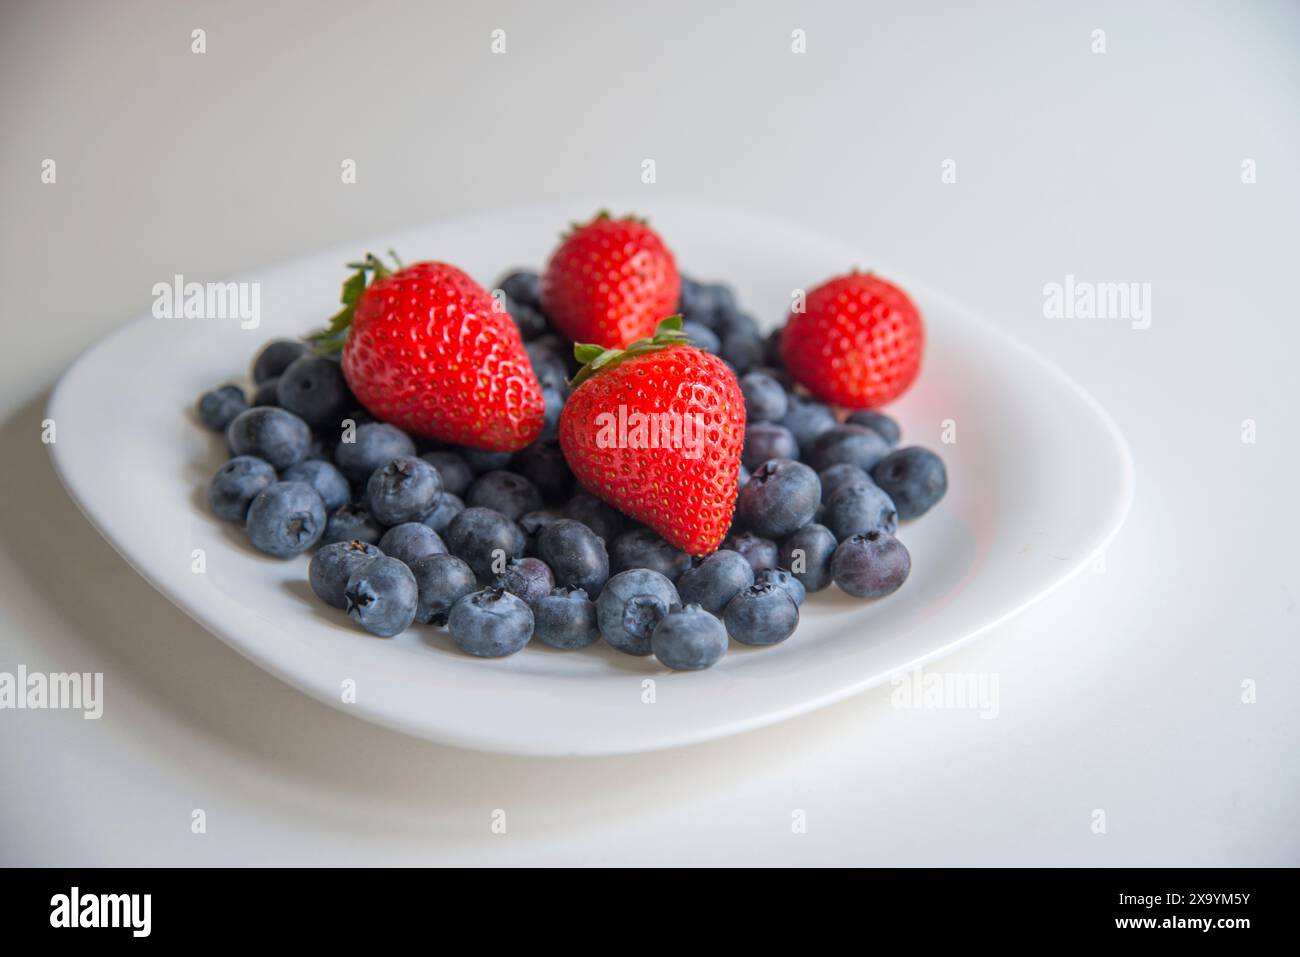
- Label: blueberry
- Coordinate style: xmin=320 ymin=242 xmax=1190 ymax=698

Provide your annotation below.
xmin=777 ymin=523 xmax=838 ymax=593
xmin=343 ymin=407 xmax=376 ymax=427
xmin=809 ymin=424 xmax=891 ymax=473
xmin=208 ymin=455 xmax=277 ymax=522
xmin=512 ymin=440 xmax=573 ymax=503
xmin=739 ymin=371 xmax=788 ymax=423
xmin=494 ymin=556 xmax=555 ymax=605
xmin=305 ymin=435 xmax=336 ymax=462
xmin=226 ymin=407 xmax=311 ymax=470
xmin=505 ymin=296 xmax=548 ymax=341
xmin=532 ymin=587 xmax=600 ymax=650
xmin=597 ymin=568 xmax=681 ymax=656
xmin=197 ymin=384 xmax=248 ymax=432
xmin=562 ymin=493 xmax=624 ymax=542
xmin=498 ymin=270 xmax=542 ymax=310
xmin=738 ymin=463 xmax=751 ymax=487
xmin=321 ymin=504 xmax=383 ymax=547
xmin=344 ymin=555 xmax=418 ymax=637
xmin=721 ymin=332 xmax=763 ymax=374
xmin=823 ymin=479 xmax=899 ymax=541
xmin=763 ymin=327 xmax=785 ymax=368
xmin=466 ymin=470 xmax=543 ymax=521
xmin=245 ymin=481 xmax=326 ymax=557
xmin=701 ymin=283 xmax=739 ymax=326
xmin=366 ymin=456 xmax=443 ymax=526
xmin=819 ymin=463 xmax=871 ymax=502
xmin=717 ymin=310 xmax=760 ymax=341
xmin=459 ymin=446 xmax=514 ymax=475
xmin=755 ymin=568 xmax=807 ymax=607
xmin=871 ymin=447 xmax=948 ymax=520
xmin=676 ymin=549 xmax=754 ymax=614
xmin=735 ymin=458 xmax=820 ymax=540
xmin=525 ymin=343 xmax=569 ymax=395
xmin=444 ymin=507 xmax=526 ymax=580
xmin=276 ymin=355 xmax=354 ymax=433
xmin=518 ymin=509 xmax=561 ymax=555
xmin=780 ymin=396 xmax=838 ymax=455
xmin=751 ymin=363 xmax=794 ymax=389
xmin=420 ymin=493 xmax=465 ymax=534
xmin=409 ymin=553 xmax=478 ymax=625
xmin=251 ymin=339 xmax=308 ymax=384
xmin=420 ymin=451 xmax=474 ymax=498
xmin=676 ymin=276 xmax=710 ymax=321
xmin=651 ymin=606 xmax=729 ymax=671
xmin=539 ymin=386 xmax=564 ymax=440
xmin=846 ymin=410 xmax=901 ymax=447
xmin=447 ymin=587 xmax=534 ymax=657
xmin=831 ymin=531 xmax=911 ymax=598
xmin=742 ymin=422 xmax=799 ymax=472
xmin=537 ymin=518 xmax=610 ymax=596
xmin=680 ymin=280 xmax=737 ymax=330
xmin=281 ymin=459 xmax=351 ymax=512
xmin=722 ymin=531 xmax=779 ymax=575
xmin=309 ymin=540 xmax=383 ymax=609
xmin=377 ymin=522 xmax=447 ymax=567
xmin=334 ymin=422 xmax=416 ymax=482
xmin=608 ymin=527 xmax=692 ymax=581
xmin=531 ymin=332 xmax=573 ymax=366
xmin=723 ymin=582 xmax=799 ymax=646
xmin=682 ymin=320 xmax=721 ymax=355
xmin=252 ymin=377 xmax=281 ymax=407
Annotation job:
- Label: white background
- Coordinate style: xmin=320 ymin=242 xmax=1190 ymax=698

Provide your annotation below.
xmin=1 ymin=0 xmax=1297 ymax=865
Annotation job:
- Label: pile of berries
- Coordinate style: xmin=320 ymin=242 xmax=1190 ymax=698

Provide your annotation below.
xmin=194 ymin=213 xmax=947 ymax=670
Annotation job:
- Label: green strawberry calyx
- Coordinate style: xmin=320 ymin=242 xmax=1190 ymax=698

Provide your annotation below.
xmin=561 ymin=209 xmax=648 ymax=240
xmin=308 ymin=250 xmax=404 ymax=354
xmin=568 ymin=315 xmax=690 ymax=389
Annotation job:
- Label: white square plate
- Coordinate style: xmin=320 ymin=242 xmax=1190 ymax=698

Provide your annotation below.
xmin=48 ymin=202 xmax=1132 ymax=756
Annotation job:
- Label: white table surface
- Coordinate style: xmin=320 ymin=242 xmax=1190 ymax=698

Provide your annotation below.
xmin=1 ymin=0 xmax=1296 ymax=866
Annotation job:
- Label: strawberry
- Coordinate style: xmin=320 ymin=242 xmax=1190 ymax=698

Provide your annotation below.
xmin=540 ymin=212 xmax=681 ymax=348
xmin=558 ymin=317 xmax=745 ymax=555
xmin=781 ymin=271 xmax=925 ymax=409
xmin=312 ymin=253 xmax=544 ymax=451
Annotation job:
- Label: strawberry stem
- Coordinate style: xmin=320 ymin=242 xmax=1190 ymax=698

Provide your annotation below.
xmin=307 ymin=251 xmax=402 ymax=354
xmin=561 ymin=209 xmax=649 ymax=240
xmin=568 ymin=316 xmax=689 ymax=389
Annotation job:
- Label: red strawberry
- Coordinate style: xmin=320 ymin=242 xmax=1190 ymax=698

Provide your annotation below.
xmin=540 ymin=212 xmax=681 ymax=348
xmin=781 ymin=271 xmax=924 ymax=409
xmin=558 ymin=317 xmax=745 ymax=555
xmin=312 ymin=253 xmax=544 ymax=451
